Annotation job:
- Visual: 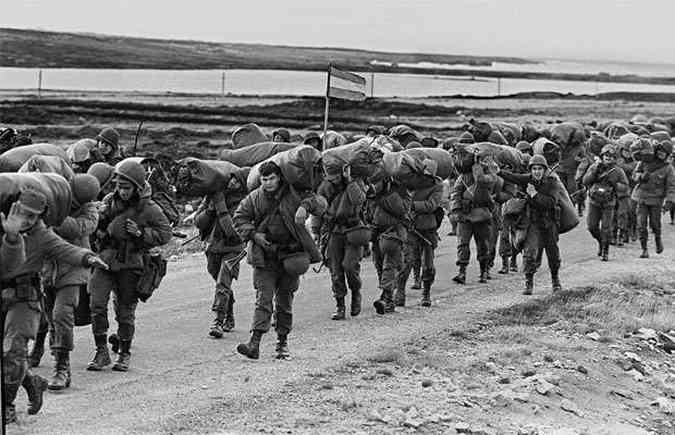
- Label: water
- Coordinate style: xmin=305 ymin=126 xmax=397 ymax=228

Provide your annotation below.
xmin=2 ymin=58 xmax=675 ymax=98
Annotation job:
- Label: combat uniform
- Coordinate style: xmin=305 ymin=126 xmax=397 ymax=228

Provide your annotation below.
xmin=500 ymin=156 xmax=562 ymax=294
xmin=88 ymin=160 xmax=172 ymax=372
xmin=368 ymin=179 xmax=412 ymax=314
xmin=233 ymin=182 xmax=326 ymax=358
xmin=395 ymin=175 xmax=442 ymax=307
xmin=582 ymin=149 xmax=629 ymax=261
xmin=450 ymin=162 xmax=500 ymax=284
xmin=317 ymin=177 xmax=367 ymax=320
xmin=631 ymin=156 xmax=675 ymax=257
xmin=2 ymin=191 xmax=98 ymax=422
xmin=194 ymin=170 xmax=248 ymax=337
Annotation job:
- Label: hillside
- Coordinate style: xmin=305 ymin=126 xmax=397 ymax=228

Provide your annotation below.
xmin=0 ymin=27 xmax=532 ymax=70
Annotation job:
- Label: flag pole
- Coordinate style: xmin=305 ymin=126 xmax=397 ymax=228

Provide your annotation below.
xmin=322 ymin=63 xmax=331 ymax=151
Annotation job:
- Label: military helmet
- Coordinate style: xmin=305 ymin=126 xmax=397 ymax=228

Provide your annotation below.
xmin=528 ymin=154 xmax=549 ymax=169
xmin=655 ymin=140 xmax=674 ymax=156
xmin=67 ymin=139 xmax=97 ymax=163
xmin=113 ymin=158 xmax=146 ymax=190
xmin=87 ymin=162 xmax=115 ymax=189
xmin=71 ymin=174 xmax=101 ymax=206
xmin=600 ymin=144 xmax=617 ymax=157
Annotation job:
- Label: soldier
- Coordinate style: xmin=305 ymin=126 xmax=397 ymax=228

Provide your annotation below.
xmin=272 ymin=129 xmax=291 ymax=143
xmin=615 ymin=145 xmax=638 ymax=245
xmin=233 ymin=161 xmax=327 ymax=359
xmin=1 ymin=189 xmax=107 ymax=423
xmin=395 ymin=160 xmax=443 ymax=307
xmin=631 ymin=140 xmax=675 ymax=258
xmin=87 ymin=162 xmax=116 ymax=198
xmin=28 ymin=175 xmax=102 ymax=392
xmin=317 ymin=165 xmax=367 ymax=320
xmin=499 ymin=155 xmax=562 ymax=295
xmin=450 ymin=150 xmax=500 ymax=284
xmin=193 ymin=168 xmax=249 ymax=338
xmin=87 ymin=159 xmax=172 ymax=372
xmin=582 ymin=145 xmax=629 ymax=261
xmin=369 ymin=176 xmax=412 ymax=314
xmin=303 ymin=132 xmax=322 ymax=150
xmin=497 ymin=176 xmax=521 ymax=274
xmin=95 ymin=127 xmax=123 ymax=165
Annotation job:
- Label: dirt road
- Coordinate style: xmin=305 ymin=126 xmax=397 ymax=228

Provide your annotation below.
xmin=10 ymin=219 xmax=675 ymax=434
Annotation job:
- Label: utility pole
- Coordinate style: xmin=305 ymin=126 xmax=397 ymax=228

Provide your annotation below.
xmin=38 ymin=69 xmax=43 ymax=98
xmin=221 ymin=71 xmax=226 ymax=96
xmin=370 ymin=72 xmax=375 ymax=98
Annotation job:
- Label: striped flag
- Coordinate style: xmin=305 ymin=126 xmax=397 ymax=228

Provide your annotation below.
xmin=327 ymin=66 xmax=366 ymax=101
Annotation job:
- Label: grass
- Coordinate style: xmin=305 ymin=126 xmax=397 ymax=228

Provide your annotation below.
xmin=488 ymin=274 xmax=675 ymax=338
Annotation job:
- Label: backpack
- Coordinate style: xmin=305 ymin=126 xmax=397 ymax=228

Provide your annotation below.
xmin=136 ymin=252 xmax=168 ymax=302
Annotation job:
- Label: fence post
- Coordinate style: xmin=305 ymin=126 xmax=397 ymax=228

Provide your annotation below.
xmin=370 ymin=72 xmax=375 ymax=98
xmin=221 ymin=71 xmax=226 ymax=96
xmin=38 ymin=69 xmax=43 ymax=98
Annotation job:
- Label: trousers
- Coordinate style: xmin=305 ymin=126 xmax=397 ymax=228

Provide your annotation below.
xmin=327 ymin=233 xmax=362 ymax=299
xmin=456 ymin=220 xmax=492 ymax=267
xmin=523 ymin=224 xmax=561 ymax=275
xmin=587 ymin=203 xmax=615 ymax=243
xmin=637 ymin=203 xmax=662 ymax=240
xmin=39 ymin=285 xmax=80 ymax=351
xmin=206 ymin=252 xmax=240 ymax=317
xmin=89 ymin=269 xmax=140 ymax=341
xmin=251 ymin=267 xmax=299 ymax=335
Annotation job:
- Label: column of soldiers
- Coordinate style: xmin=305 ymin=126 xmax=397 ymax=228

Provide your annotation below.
xmin=3 ymin=120 xmax=675 ymax=426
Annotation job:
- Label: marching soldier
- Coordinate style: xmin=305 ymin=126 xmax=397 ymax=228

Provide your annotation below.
xmin=233 ymin=162 xmax=327 ymax=359
xmin=582 ymin=145 xmax=629 ymax=261
xmin=1 ymin=189 xmax=107 ymax=423
xmin=631 ymin=139 xmax=675 ymax=258
xmin=87 ymin=159 xmax=172 ymax=372
xmin=28 ymin=175 xmax=102 ymax=393
xmin=95 ymin=127 xmax=124 ymax=165
xmin=395 ymin=160 xmax=443 ymax=307
xmin=369 ymin=176 xmax=412 ymax=314
xmin=499 ymin=155 xmax=562 ymax=294
xmin=450 ymin=150 xmax=500 ymax=284
xmin=317 ymin=165 xmax=368 ymax=320
xmin=193 ymin=168 xmax=249 ymax=338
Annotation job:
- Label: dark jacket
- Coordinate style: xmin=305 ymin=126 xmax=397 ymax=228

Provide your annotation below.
xmin=582 ymin=162 xmax=629 ymax=206
xmin=233 ymin=184 xmax=327 ymax=269
xmin=631 ymin=160 xmax=675 ymax=206
xmin=98 ymin=183 xmax=172 ymax=271
xmin=0 ymin=234 xmax=25 ymax=280
xmin=317 ymin=178 xmax=367 ymax=233
xmin=371 ymin=180 xmax=412 ymax=230
xmin=412 ymin=178 xmax=443 ymax=230
xmin=194 ymin=183 xmax=247 ymax=254
xmin=499 ymin=171 xmax=559 ymax=229
xmin=45 ymin=202 xmax=100 ymax=287
xmin=4 ymin=221 xmax=94 ymax=281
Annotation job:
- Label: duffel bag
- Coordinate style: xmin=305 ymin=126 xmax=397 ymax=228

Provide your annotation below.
xmin=136 ymin=252 xmax=168 ymax=303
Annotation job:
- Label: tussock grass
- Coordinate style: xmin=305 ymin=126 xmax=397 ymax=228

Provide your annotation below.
xmin=366 ymin=349 xmax=405 ymax=364
xmin=488 ymin=275 xmax=675 ymax=337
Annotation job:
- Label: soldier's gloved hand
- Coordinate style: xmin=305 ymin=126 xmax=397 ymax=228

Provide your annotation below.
xmin=526 ymin=183 xmax=538 ymax=197
xmin=125 ymin=219 xmax=142 ymax=238
xmin=295 ymin=206 xmax=308 ymax=225
xmin=1 ymin=203 xmax=25 ymax=242
xmin=85 ymin=254 xmax=109 ymax=270
xmin=253 ymin=232 xmax=271 ymax=249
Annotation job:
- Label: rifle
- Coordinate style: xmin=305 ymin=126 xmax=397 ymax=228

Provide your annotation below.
xmin=223 ymin=250 xmax=247 ymax=274
xmin=133 ymin=120 xmax=144 ymax=155
xmin=312 ymin=232 xmax=330 ymax=273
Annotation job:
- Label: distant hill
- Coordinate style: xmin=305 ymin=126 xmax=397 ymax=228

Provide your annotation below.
xmin=0 ymin=27 xmax=534 ymax=70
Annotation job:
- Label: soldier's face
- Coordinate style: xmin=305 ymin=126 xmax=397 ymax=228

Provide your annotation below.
xmin=261 ymin=173 xmax=281 ymax=193
xmin=115 ymin=179 xmax=136 ymax=201
xmin=531 ymin=165 xmax=545 ymax=181
xmin=15 ymin=203 xmax=40 ymax=231
xmin=602 ymin=154 xmax=615 ymax=164
xmin=227 ymin=176 xmax=242 ymax=191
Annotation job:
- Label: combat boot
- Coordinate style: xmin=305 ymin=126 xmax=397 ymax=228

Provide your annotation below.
xmin=112 ymin=340 xmax=132 ymax=372
xmin=23 ymin=373 xmax=48 ymax=415
xmin=331 ymin=297 xmax=346 ymax=320
xmin=452 ymin=266 xmax=466 ymax=285
xmin=29 ymin=330 xmax=47 ymax=368
xmin=373 ymin=289 xmax=386 ymax=315
xmin=275 ymin=334 xmax=290 ymax=360
xmin=209 ymin=318 xmax=225 ymax=338
xmin=596 ymin=240 xmax=603 ymax=257
xmin=498 ymin=256 xmax=510 ymax=274
xmin=639 ymin=239 xmax=649 ymax=258
xmin=237 ymin=330 xmax=262 ymax=360
xmin=601 ymin=242 xmax=609 ymax=262
xmin=617 ymin=230 xmax=624 ymax=247
xmin=350 ymin=289 xmax=362 ymax=317
xmin=223 ymin=303 xmax=235 ymax=332
xmin=420 ymin=282 xmax=432 ymax=307
xmin=87 ymin=334 xmax=111 ymax=371
xmin=48 ymin=351 xmax=71 ymax=391
xmin=655 ymin=233 xmax=664 ymax=254
xmin=510 ymin=256 xmax=518 ymax=272
xmin=383 ymin=290 xmax=396 ymax=313
xmin=523 ymin=274 xmax=534 ymax=295
xmin=411 ymin=270 xmax=422 ymax=289
xmin=4 ymin=382 xmax=19 ymax=424
xmin=108 ymin=332 xmax=119 ymax=354
xmin=551 ymin=271 xmax=562 ymax=292
xmin=479 ymin=264 xmax=488 ymax=283
xmin=394 ymin=288 xmax=406 ymax=307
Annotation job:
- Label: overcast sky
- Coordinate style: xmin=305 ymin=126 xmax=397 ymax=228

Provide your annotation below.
xmin=5 ymin=0 xmax=674 ymax=64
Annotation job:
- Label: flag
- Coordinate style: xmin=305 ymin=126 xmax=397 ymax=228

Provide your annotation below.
xmin=327 ymin=66 xmax=366 ymax=101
